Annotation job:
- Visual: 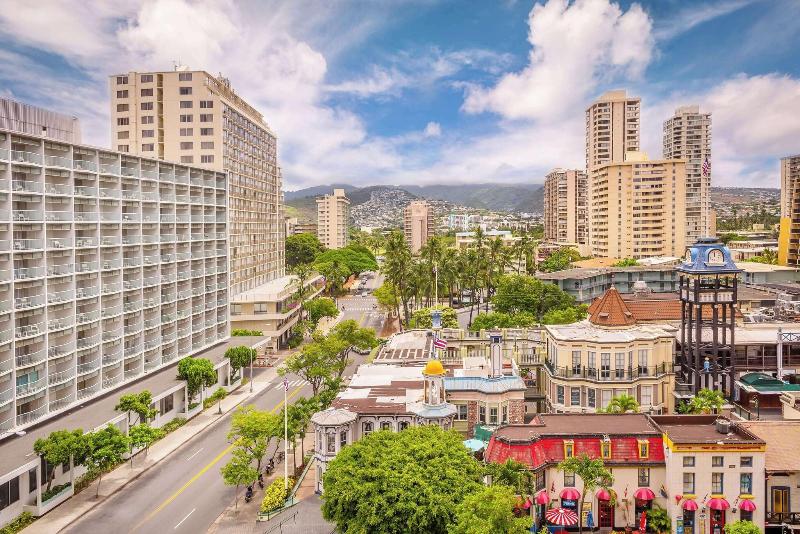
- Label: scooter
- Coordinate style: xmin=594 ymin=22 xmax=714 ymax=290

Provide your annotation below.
xmin=244 ymin=485 xmax=254 ymax=503
xmin=258 ymin=473 xmax=264 ymax=489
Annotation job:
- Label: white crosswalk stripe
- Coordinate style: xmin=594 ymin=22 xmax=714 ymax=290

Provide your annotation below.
xmin=275 ymin=379 xmax=307 ymax=390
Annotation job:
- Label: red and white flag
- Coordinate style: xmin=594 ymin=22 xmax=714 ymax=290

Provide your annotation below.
xmin=283 ymin=377 xmax=289 ymax=391
xmin=702 ymin=156 xmax=711 ymax=177
xmin=433 ymin=337 xmax=447 ymax=350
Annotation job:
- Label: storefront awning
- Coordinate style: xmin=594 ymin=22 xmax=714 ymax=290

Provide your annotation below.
xmin=708 ymin=498 xmax=730 ymax=511
xmin=682 ymin=499 xmax=698 ymax=511
xmin=634 ymin=488 xmax=656 ymax=500
xmin=560 ymin=487 xmax=581 ymax=500
xmin=739 ymin=499 xmax=756 ymax=512
xmin=596 ymin=488 xmax=611 ymax=501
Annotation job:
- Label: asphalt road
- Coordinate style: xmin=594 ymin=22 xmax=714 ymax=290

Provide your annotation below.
xmin=63 ymin=299 xmax=386 ymax=534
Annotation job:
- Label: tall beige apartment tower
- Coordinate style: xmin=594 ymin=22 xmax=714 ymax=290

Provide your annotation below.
xmin=108 ymin=68 xmax=284 ymax=296
xmin=589 ymin=152 xmax=687 ymax=259
xmin=779 ymin=154 xmax=800 ymax=265
xmin=780 ymin=155 xmax=800 ymax=219
xmin=663 ymin=105 xmax=711 ymax=242
xmin=543 ymin=169 xmax=588 ymax=245
xmin=316 ymin=189 xmax=350 ymax=249
xmin=404 ymin=200 xmax=434 ymax=253
xmin=585 ymin=90 xmax=640 ymax=171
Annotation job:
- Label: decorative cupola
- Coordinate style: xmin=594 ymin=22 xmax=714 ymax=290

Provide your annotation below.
xmin=588 ymin=286 xmax=636 ymax=327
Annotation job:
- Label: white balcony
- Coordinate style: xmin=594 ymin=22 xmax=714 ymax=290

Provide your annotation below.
xmin=11 ymin=150 xmax=42 ymax=165
xmin=76 ymin=334 xmax=101 ymax=349
xmin=77 ymin=358 xmax=101 ymax=375
xmin=16 ymin=349 xmax=46 ymax=367
xmin=73 ymin=160 xmax=97 ymax=172
xmin=49 ymin=368 xmax=75 ymax=386
xmin=15 ymin=294 xmax=45 ymax=310
xmin=16 ymin=375 xmax=46 ymax=397
xmin=47 ymin=237 xmax=72 ymax=249
xmin=14 ymin=265 xmax=45 ymax=279
xmin=77 ymin=382 xmax=101 ymax=399
xmin=13 ymin=210 xmax=43 ymax=223
xmin=15 ymin=322 xmax=44 ymax=339
xmin=16 ymin=404 xmax=47 ymax=425
xmin=12 ymin=180 xmax=43 ymax=194
xmin=47 ymin=289 xmax=74 ymax=304
xmin=44 ymin=154 xmax=70 ymax=168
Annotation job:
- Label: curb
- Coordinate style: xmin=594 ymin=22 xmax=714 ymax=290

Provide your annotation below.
xmin=37 ymin=377 xmax=275 ymax=533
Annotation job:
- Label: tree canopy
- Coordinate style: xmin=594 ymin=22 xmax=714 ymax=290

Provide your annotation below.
xmin=538 ymin=247 xmax=581 ymax=273
xmin=286 ymin=232 xmax=324 ymax=267
xmin=303 ymin=297 xmax=339 ymax=330
xmin=409 ymin=305 xmax=459 ymax=329
xmin=613 ymin=257 xmax=638 ymax=267
xmin=450 ymin=485 xmax=532 ymax=534
xmin=86 ymin=424 xmax=130 ymax=497
xmin=177 ymin=357 xmax=217 ymax=403
xmin=314 ymin=246 xmax=377 ymax=279
xmin=557 ymin=454 xmax=613 ymax=534
xmin=227 ymin=405 xmax=281 ymax=471
xmin=493 ymin=275 xmax=577 ymax=320
xmin=115 ymin=390 xmax=157 ymax=426
xmin=603 ymin=394 xmax=640 ymax=414
xmin=724 ymin=521 xmax=761 ymax=534
xmin=322 ymin=426 xmax=483 ymax=534
xmin=224 ymin=346 xmax=255 ymax=374
xmin=34 ymin=429 xmax=91 ymax=490
xmin=678 ymin=388 xmax=725 ymax=414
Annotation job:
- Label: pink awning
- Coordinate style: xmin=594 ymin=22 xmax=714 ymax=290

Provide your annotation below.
xmin=536 ymin=490 xmax=550 ymax=505
xmin=634 ymin=487 xmax=656 ymax=501
xmin=560 ymin=487 xmax=581 ymax=500
xmin=739 ymin=499 xmax=756 ymax=512
xmin=708 ymin=498 xmax=730 ymax=511
xmin=682 ymin=499 xmax=699 ymax=511
xmin=596 ymin=488 xmax=611 ymax=501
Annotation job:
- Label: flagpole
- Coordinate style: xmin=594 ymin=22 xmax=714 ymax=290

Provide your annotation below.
xmin=284 ymin=378 xmax=288 ymax=489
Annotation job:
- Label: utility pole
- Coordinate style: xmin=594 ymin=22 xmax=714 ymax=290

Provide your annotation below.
xmin=284 ymin=377 xmax=289 ymax=489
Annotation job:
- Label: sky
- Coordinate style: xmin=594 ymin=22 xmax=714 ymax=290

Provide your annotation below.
xmin=0 ymin=0 xmax=799 ymax=191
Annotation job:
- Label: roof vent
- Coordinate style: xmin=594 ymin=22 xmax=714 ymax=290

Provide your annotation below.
xmin=715 ymin=419 xmax=731 ymax=434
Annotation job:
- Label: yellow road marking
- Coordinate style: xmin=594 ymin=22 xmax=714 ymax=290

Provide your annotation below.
xmin=132 ymin=385 xmax=305 ymax=531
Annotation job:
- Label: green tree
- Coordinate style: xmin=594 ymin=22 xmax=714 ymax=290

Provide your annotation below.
xmin=281 ymin=335 xmax=345 ymax=395
xmin=115 ymin=390 xmax=157 ymax=426
xmin=177 ymin=357 xmax=217 ymax=405
xmin=613 ymin=257 xmax=638 ymax=267
xmin=723 ymin=520 xmax=761 ymax=534
xmin=647 ymin=505 xmax=672 ymax=534
xmin=493 ymin=274 xmax=575 ymax=320
xmin=128 ymin=423 xmax=165 ymax=464
xmin=303 ymin=297 xmax=339 ymax=331
xmin=471 ymin=311 xmax=535 ymax=331
xmin=220 ymin=448 xmax=258 ymax=509
xmin=749 ymin=248 xmax=778 ymax=264
xmin=224 ymin=346 xmax=255 ymax=379
xmin=603 ymin=394 xmax=640 ymax=413
xmin=538 ymin=247 xmax=581 ymax=273
xmin=291 ymin=262 xmax=315 ymax=302
xmin=382 ymin=230 xmax=414 ymax=328
xmin=409 ymin=305 xmax=459 ymax=329
xmin=33 ymin=429 xmax=90 ymax=491
xmin=314 ymin=247 xmax=378 ymax=279
xmin=450 ymin=485 xmax=532 ymax=534
xmin=86 ymin=424 xmax=130 ymax=497
xmin=557 ymin=454 xmax=613 ymax=534
xmin=286 ymin=233 xmax=324 ymax=267
xmin=227 ymin=406 xmax=280 ymax=471
xmin=484 ymin=459 xmax=528 ymax=493
xmin=678 ymin=388 xmax=725 ymax=414
xmin=328 ymin=320 xmax=378 ymax=376
xmin=542 ymin=305 xmax=588 ymax=325
xmin=322 ymin=426 xmax=483 ymax=534
xmin=374 ymin=282 xmax=400 ymax=317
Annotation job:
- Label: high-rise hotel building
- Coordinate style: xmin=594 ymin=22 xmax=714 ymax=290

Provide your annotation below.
xmin=585 ymin=90 xmax=640 ymax=172
xmin=779 ymin=154 xmax=800 ymax=266
xmin=403 ymin=200 xmax=434 ymax=254
xmin=0 ymin=128 xmax=229 ymax=434
xmin=663 ymin=105 xmax=712 ymax=242
xmin=316 ymin=189 xmax=350 ymax=249
xmin=589 ymin=152 xmax=687 ymax=259
xmin=543 ymin=169 xmax=588 ymax=245
xmin=108 ymin=68 xmax=283 ymax=296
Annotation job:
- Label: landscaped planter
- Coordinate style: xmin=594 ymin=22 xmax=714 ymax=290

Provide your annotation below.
xmin=24 ymin=483 xmax=74 ymax=516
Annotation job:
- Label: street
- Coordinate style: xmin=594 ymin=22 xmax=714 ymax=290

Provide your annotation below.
xmin=62 ymin=289 xmax=386 ymax=534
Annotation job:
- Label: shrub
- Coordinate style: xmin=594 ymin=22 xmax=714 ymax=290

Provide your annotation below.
xmin=260 ymin=477 xmax=295 ymax=514
xmin=203 ymin=387 xmax=228 ymax=409
xmin=0 ymin=512 xmax=35 ymax=534
xmin=161 ymin=417 xmax=187 ymax=434
xmin=41 ymin=482 xmax=71 ymax=502
xmin=232 ymin=329 xmax=263 ymax=336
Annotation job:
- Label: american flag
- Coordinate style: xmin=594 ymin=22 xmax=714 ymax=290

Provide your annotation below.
xmin=283 ymin=377 xmax=289 ymax=391
xmin=702 ymin=156 xmax=711 ymax=177
xmin=433 ymin=337 xmax=447 ymax=350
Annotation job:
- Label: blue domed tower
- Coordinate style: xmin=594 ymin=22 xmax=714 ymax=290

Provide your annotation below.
xmin=677 ymin=238 xmax=742 ymax=397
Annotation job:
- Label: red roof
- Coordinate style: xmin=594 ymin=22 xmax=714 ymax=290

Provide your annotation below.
xmin=588 ymin=287 xmax=636 ymax=326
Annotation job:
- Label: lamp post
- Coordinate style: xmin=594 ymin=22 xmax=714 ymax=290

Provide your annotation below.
xmin=249 ymin=347 xmax=254 ymax=393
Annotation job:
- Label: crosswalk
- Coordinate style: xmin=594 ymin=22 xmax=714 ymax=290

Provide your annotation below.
xmin=274 ymin=379 xmax=307 ymax=390
xmin=341 ymin=305 xmax=380 ymax=311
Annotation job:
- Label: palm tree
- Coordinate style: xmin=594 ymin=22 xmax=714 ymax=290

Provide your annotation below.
xmin=604 ymin=394 xmax=640 ymax=413
xmin=557 ymin=454 xmax=613 ymax=534
xmin=382 ymin=231 xmax=414 ymax=329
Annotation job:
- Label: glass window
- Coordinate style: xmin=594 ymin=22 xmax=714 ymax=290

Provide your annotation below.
xmin=683 ymin=456 xmax=695 ymax=467
xmin=116 ymin=76 xmax=128 ymax=84
xmin=638 ymin=349 xmax=649 ymax=374
xmin=711 ymin=473 xmax=724 ymax=494
xmin=180 ymin=142 xmax=193 ymax=150
xmin=178 ymin=72 xmax=193 ymax=81
xmin=117 ymin=103 xmax=129 ymax=112
xmin=638 ymin=468 xmax=650 ymax=486
xmin=362 ymin=422 xmax=373 ymax=435
xmin=200 ymin=114 xmax=213 ymax=122
xmin=615 ymin=352 xmax=625 ymax=378
xmin=200 ymin=128 xmax=214 ymax=135
xmin=160 ymin=394 xmax=173 ymax=414
xmin=501 ymin=404 xmax=508 ymax=424
xmin=179 ymin=114 xmax=193 ymax=123
xmin=638 ymin=440 xmax=649 ymax=458
xmin=712 ymin=456 xmax=723 ymax=467
xmin=683 ymin=472 xmax=695 ymax=494
xmin=601 ymin=389 xmax=612 ymax=409
xmin=587 ymin=351 xmax=596 ymax=371
xmin=200 ymin=155 xmax=214 ymax=164
xmin=180 ymin=128 xmax=193 ymax=136
xmin=140 ymin=74 xmax=153 ymax=83
xmin=200 ymin=100 xmax=214 ymax=108
xmin=141 ymin=116 xmax=154 ymax=124
xmin=572 ymin=351 xmax=581 ymax=374
xmin=640 ymin=386 xmax=652 ymax=407
xmin=457 ymin=404 xmax=468 ymax=420
xmin=117 ymin=144 xmax=128 ymax=152
xmin=0 ymin=477 xmax=19 ymax=510
xmin=398 ymin=421 xmax=408 ymax=430
xmin=179 ymin=86 xmax=192 ymax=95
xmin=564 ymin=471 xmax=575 ymax=486
xmin=740 ymin=473 xmax=752 ymax=494
xmin=326 ymin=433 xmax=335 ymax=453
xmin=200 ymin=141 xmax=214 ymax=150
xmin=180 ymin=156 xmax=193 ymax=164
xmin=230 ymin=304 xmax=242 ymax=315
xmin=479 ymin=404 xmax=486 ymax=422
xmin=570 ymin=387 xmax=580 ymax=406
xmin=142 ymin=130 xmax=154 ymax=138
xmin=740 ymin=457 xmax=752 ymax=468
xmin=180 ymin=101 xmax=193 ymax=109
xmin=556 ymin=386 xmax=564 ymax=405
xmin=117 ymin=117 xmax=129 ymax=126
xmin=141 ymin=88 xmax=153 ymax=97
xmin=601 ymin=353 xmax=610 ymax=378
xmin=588 ymin=388 xmax=596 ymax=408
xmin=380 ymin=421 xmax=391 ymax=431
xmin=564 ymin=441 xmax=574 ymax=458
xmin=117 ymin=130 xmax=129 ymax=139
xmin=254 ymin=303 xmax=267 ymax=314
xmin=28 ymin=468 xmax=37 ymax=494
xmin=489 ymin=407 xmax=498 ymax=424
xmin=600 ymin=440 xmax=611 ymax=459
xmin=141 ymin=102 xmax=153 ymax=111
xmin=340 ymin=430 xmax=347 ymax=447
xmin=116 ymin=90 xmax=128 ymax=98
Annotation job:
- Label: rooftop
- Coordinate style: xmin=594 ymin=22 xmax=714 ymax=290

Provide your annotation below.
xmin=493 ymin=413 xmax=661 ymax=441
xmin=652 ymin=415 xmax=764 ymax=445
xmin=231 ymin=273 xmax=323 ymax=302
xmin=374 ymin=330 xmax=433 ymax=363
xmin=737 ymin=262 xmax=798 ymax=273
xmin=587 ymin=286 xmax=636 ymax=326
xmin=537 ymin=264 xmax=676 ymax=280
xmin=736 ymin=372 xmax=800 ymax=393
xmin=737 ymin=421 xmax=800 ymax=471
xmin=546 ymin=319 xmax=676 ymax=343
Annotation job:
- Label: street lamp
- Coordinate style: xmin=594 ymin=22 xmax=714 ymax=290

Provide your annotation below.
xmin=249 ymin=347 xmax=255 ymax=393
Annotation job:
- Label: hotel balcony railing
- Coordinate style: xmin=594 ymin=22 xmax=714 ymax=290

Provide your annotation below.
xmin=47 ymin=289 xmax=74 ymax=304
xmin=142 ymin=298 xmax=159 ymax=309
xmin=101 ymin=328 xmax=122 ymax=342
xmin=12 ymin=179 xmax=43 ymax=194
xmin=99 ymin=163 xmax=120 ymax=175
xmin=76 ymin=310 xmax=101 ymax=325
xmin=16 ymin=375 xmax=46 ymax=397
xmin=0 ymin=385 xmax=13 ymax=405
xmin=0 ymin=354 xmax=13 ymax=373
xmin=74 ymin=211 xmax=98 ymax=222
xmin=13 ymin=238 xmax=44 ymax=253
xmin=142 ymin=234 xmax=160 ymax=244
xmin=101 ymin=236 xmax=120 ymax=247
xmin=101 ymin=305 xmax=123 ymax=318
xmin=120 ymin=167 xmax=138 ymax=178
xmin=49 ymin=396 xmax=74 ymax=412
xmin=49 ymin=341 xmax=75 ymax=358
xmin=100 ymin=212 xmax=121 ymax=223
xmin=98 ymin=187 xmax=121 ymax=199
xmin=11 ymin=150 xmax=42 ymax=165
xmin=121 ymin=235 xmax=140 ymax=245
xmin=47 ymin=237 xmax=72 ymax=249
xmin=15 ymin=322 xmax=44 ymax=339
xmin=123 ymin=257 xmax=141 ymax=268
xmin=75 ymin=261 xmax=99 ymax=274
xmin=48 ymin=317 xmax=74 ymax=332
xmin=123 ymin=343 xmax=142 ymax=358
xmin=144 ymin=358 xmax=161 ymax=372
xmin=103 ymin=351 xmax=123 ymax=365
xmin=16 ymin=404 xmax=48 ymax=426
xmin=159 ymin=172 xmax=175 ymax=182
xmin=75 ymin=285 xmax=100 ymax=299
xmin=15 ymin=294 xmax=45 ymax=310
xmin=766 ymin=513 xmax=800 ymax=525
xmin=45 ymin=210 xmax=72 ymax=222
xmin=77 ymin=334 xmax=101 ymax=349
xmin=16 ymin=348 xmax=46 ymax=367
xmin=0 ymin=148 xmax=8 ymax=161
xmin=47 ymin=263 xmax=73 ymax=277
xmin=77 ymin=358 xmax=101 ymax=375
xmin=77 ymin=382 xmax=101 ymax=400
xmin=122 ymin=213 xmax=140 ymax=223
xmin=74 ymin=185 xmax=97 ymax=197
xmin=73 ymin=159 xmax=97 ymax=172
xmin=14 ymin=265 xmax=45 ymax=280
xmin=13 ymin=210 xmax=43 ymax=223
xmin=142 ymin=276 xmax=160 ymax=287
xmin=140 ymin=169 xmax=157 ymax=180
xmin=49 ymin=368 xmax=75 ymax=386
xmin=102 ymin=374 xmax=123 ymax=389
xmin=141 ymin=191 xmax=159 ymax=202
xmin=544 ymin=360 xmax=671 ymax=381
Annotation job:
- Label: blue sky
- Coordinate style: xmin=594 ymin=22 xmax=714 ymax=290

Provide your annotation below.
xmin=0 ymin=0 xmax=799 ymax=190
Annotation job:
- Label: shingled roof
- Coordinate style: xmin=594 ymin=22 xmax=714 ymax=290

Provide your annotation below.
xmin=587 ymin=286 xmax=636 ymax=326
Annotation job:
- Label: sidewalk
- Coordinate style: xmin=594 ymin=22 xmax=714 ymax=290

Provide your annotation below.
xmin=25 ymin=367 xmax=280 ymax=534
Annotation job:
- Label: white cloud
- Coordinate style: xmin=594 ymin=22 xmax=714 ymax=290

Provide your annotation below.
xmin=462 ymin=0 xmax=654 ymax=121
xmin=423 ymin=122 xmax=441 ymax=137
xmin=653 ymin=0 xmax=755 ymax=41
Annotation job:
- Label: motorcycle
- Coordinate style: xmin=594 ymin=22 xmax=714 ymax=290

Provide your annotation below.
xmin=257 ymin=473 xmax=264 ymax=489
xmin=244 ymin=485 xmax=254 ymax=503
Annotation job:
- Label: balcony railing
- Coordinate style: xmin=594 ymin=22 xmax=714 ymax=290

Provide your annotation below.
xmin=47 ymin=263 xmax=73 ymax=277
xmin=45 ymin=183 xmax=71 ymax=196
xmin=766 ymin=512 xmax=800 ymax=525
xmin=15 ymin=294 xmax=45 ymax=310
xmin=16 ymin=322 xmax=44 ymax=339
xmin=77 ymin=358 xmax=101 ymax=375
xmin=77 ymin=334 xmax=101 ymax=349
xmin=16 ymin=404 xmax=48 ymax=426
xmin=14 ymin=266 xmax=45 ymax=280
xmin=544 ymin=360 xmax=672 ymax=381
xmin=16 ymin=349 xmax=46 ymax=367
xmin=77 ymin=382 xmax=101 ymax=400
xmin=48 ymin=368 xmax=75 ymax=386
xmin=16 ymin=375 xmax=46 ymax=397
xmin=11 ymin=150 xmax=42 ymax=165
xmin=73 ymin=159 xmax=97 ymax=172
xmin=12 ymin=179 xmax=43 ymax=193
xmin=49 ymin=396 xmax=74 ymax=412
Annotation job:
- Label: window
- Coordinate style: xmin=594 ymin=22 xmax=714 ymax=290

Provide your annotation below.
xmin=380 ymin=421 xmax=392 ymax=431
xmin=638 ymin=468 xmax=650 ymax=486
xmin=118 ymin=144 xmax=129 ymax=152
xmin=600 ymin=440 xmax=611 ymax=459
xmin=740 ymin=457 xmax=753 ymax=468
xmin=178 ymin=72 xmax=193 ymax=81
xmin=588 ymin=351 xmax=596 ymax=373
xmin=740 ymin=473 xmax=752 ymax=494
xmin=141 ymin=102 xmax=153 ymax=111
xmin=200 ymin=113 xmax=213 ymax=122
xmin=489 ymin=407 xmax=498 ymax=424
xmin=601 ymin=389 xmax=612 ymax=409
xmin=117 ymin=90 xmax=129 ymax=98
xmin=712 ymin=473 xmax=724 ymax=494
xmin=117 ymin=130 xmax=129 ymax=139
xmin=570 ymin=387 xmax=580 ymax=406
xmin=640 ymin=385 xmax=652 ymax=407
xmin=712 ymin=456 xmax=724 ymax=467
xmin=572 ymin=351 xmax=581 ymax=375
xmin=556 ymin=385 xmax=565 ymax=405
xmin=117 ymin=117 xmax=129 ymax=126
xmin=180 ymin=101 xmax=193 ymax=109
xmin=180 ymin=142 xmax=194 ymax=150
xmin=141 ymin=88 xmax=153 ymax=97
xmin=230 ymin=304 xmax=242 ymax=315
xmin=179 ymin=86 xmax=192 ymax=95
xmin=180 ymin=114 xmax=193 ymax=123
xmin=479 ymin=404 xmax=486 ymax=422
xmin=615 ymin=352 xmax=625 ymax=378
xmin=200 ymin=128 xmax=214 ymax=136
xmin=501 ymin=404 xmax=508 ymax=423
xmin=117 ymin=103 xmax=129 ymax=112
xmin=200 ymin=155 xmax=214 ymax=164
xmin=362 ymin=422 xmax=373 ymax=435
xmin=200 ymin=100 xmax=214 ymax=108
xmin=638 ymin=349 xmax=649 ymax=374
xmin=340 ymin=430 xmax=347 ymax=447
xmin=28 ymin=468 xmax=37 ymax=493
xmin=253 ymin=303 xmax=267 ymax=314
xmin=141 ymin=143 xmax=154 ymax=151
xmin=457 ymin=404 xmax=468 ymax=420
xmin=160 ymin=394 xmax=174 ymax=414
xmin=142 ymin=130 xmax=154 ymax=138
xmin=0 ymin=476 xmax=20 ymax=511
xmin=140 ymin=74 xmax=153 ymax=83
xmin=683 ymin=456 xmax=695 ymax=467
xmin=601 ymin=353 xmax=611 ymax=378
xmin=201 ymin=141 xmax=214 ymax=150
xmin=398 ymin=421 xmax=409 ymax=431
xmin=564 ymin=471 xmax=575 ymax=487
xmin=588 ymin=388 xmax=596 ymax=408
xmin=326 ymin=433 xmax=335 ymax=453
xmin=683 ymin=472 xmax=695 ymax=494
xmin=564 ymin=440 xmax=574 ymax=458
xmin=638 ymin=440 xmax=649 ymax=459
xmin=141 ymin=115 xmax=154 ymax=124
xmin=180 ymin=156 xmax=194 ymax=164
xmin=180 ymin=128 xmax=193 ymax=136
xmin=116 ymin=76 xmax=128 ymax=85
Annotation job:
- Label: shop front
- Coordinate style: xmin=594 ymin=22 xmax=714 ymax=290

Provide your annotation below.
xmin=708 ymin=498 xmax=729 ymax=534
